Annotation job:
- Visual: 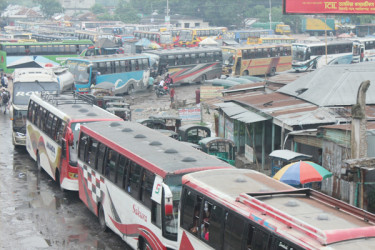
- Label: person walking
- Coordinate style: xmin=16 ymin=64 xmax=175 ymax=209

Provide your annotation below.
xmin=170 ymin=87 xmax=175 ymax=108
xmin=1 ymin=73 xmax=8 ymax=88
xmin=1 ymin=87 xmax=10 ymax=114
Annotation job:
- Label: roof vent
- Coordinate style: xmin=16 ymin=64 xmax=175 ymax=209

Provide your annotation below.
xmin=79 ymin=108 xmax=89 ymax=113
xmin=134 ymin=134 xmax=146 ymax=139
xmin=86 ymin=112 xmax=97 ymax=117
xmin=150 ymin=141 xmax=162 ymax=146
xmin=295 ymin=88 xmax=308 ymax=95
xmin=182 ymin=157 xmax=196 ymax=162
xmin=72 ymin=104 xmax=82 ymax=108
xmin=122 ymin=128 xmax=133 ymax=132
xmin=235 ymin=176 xmax=247 ymax=183
xmin=165 ymin=148 xmax=178 ymax=154
xmin=317 ymin=214 xmax=329 ymax=221
xmin=285 ymin=200 xmax=299 ymax=207
xmin=110 ymin=122 xmax=121 ymax=127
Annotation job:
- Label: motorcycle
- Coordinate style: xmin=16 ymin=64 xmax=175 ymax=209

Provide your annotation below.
xmin=155 ymin=85 xmax=169 ymax=98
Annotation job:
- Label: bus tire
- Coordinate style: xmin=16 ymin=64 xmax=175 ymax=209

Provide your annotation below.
xmin=98 ymin=204 xmax=108 ymax=232
xmin=242 ymin=70 xmax=249 ymax=76
xmin=138 ymin=237 xmax=152 ymax=250
xmin=269 ymin=67 xmax=276 ymax=76
xmin=37 ymin=152 xmax=42 ymax=171
xmin=127 ymin=85 xmax=134 ymax=95
xmin=199 ymin=74 xmax=207 ymax=84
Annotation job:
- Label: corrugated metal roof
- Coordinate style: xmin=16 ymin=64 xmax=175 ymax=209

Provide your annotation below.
xmin=278 ymin=62 xmax=375 ymax=106
xmin=217 ymin=102 xmax=268 ymax=123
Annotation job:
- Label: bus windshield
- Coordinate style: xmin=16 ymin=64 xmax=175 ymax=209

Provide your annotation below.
xmin=66 ymin=60 xmax=90 ymax=84
xmin=13 ymin=82 xmax=59 ymax=105
xmin=292 ymin=45 xmax=308 ymax=61
xmin=164 ymin=174 xmax=183 ymax=236
xmin=222 ymin=51 xmax=235 ymax=66
xmin=13 ymin=109 xmax=27 ymax=132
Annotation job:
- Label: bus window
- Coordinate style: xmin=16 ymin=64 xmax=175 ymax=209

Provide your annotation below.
xmin=86 ymin=138 xmax=98 ymax=167
xmin=96 ymin=143 xmax=107 ymax=174
xmin=105 ymin=148 xmax=118 ymax=182
xmin=125 ymin=60 xmax=130 ymax=72
xmin=140 ymin=170 xmax=155 ymax=208
xmin=78 ymin=133 xmax=88 ymax=161
xmin=142 ymin=58 xmax=149 ymax=70
xmin=167 ymin=55 xmax=175 ymax=66
xmin=251 ymin=228 xmax=270 ymax=249
xmin=114 ymin=61 xmax=121 ymax=73
xmin=206 ymin=203 xmax=224 ymax=248
xmin=223 ymin=212 xmax=245 ymax=249
xmin=128 ymin=161 xmax=141 ymax=198
xmin=185 ymin=54 xmax=191 ymax=64
xmin=116 ymin=155 xmax=129 ymax=189
xmin=181 ymin=189 xmax=202 ymax=236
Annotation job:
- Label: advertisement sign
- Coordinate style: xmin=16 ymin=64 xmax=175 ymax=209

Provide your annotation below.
xmin=284 ymin=0 xmax=375 ymax=14
xmin=178 ymin=107 xmax=201 ymax=121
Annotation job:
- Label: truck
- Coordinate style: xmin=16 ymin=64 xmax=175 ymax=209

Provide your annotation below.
xmin=250 ymin=22 xmax=291 ymax=35
xmin=301 ymin=18 xmax=336 ymax=36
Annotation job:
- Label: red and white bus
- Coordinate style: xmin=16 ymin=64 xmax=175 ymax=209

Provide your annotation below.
xmin=178 ymin=168 xmax=375 ymax=249
xmin=77 ymin=120 xmax=233 ymax=249
xmin=26 ymin=93 xmax=122 ymax=191
xmin=133 ymin=30 xmax=174 ymax=49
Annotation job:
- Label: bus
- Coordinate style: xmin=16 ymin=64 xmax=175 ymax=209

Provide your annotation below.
xmin=25 ymin=93 xmax=122 ymax=191
xmin=352 ymin=37 xmax=375 ymax=63
xmin=76 ymin=120 xmax=233 ymax=249
xmin=65 ymin=54 xmax=150 ymax=94
xmin=223 ymin=29 xmax=274 ymax=44
xmin=257 ymin=35 xmax=296 ymax=45
xmin=0 ymin=40 xmax=93 ymax=73
xmin=145 ymin=47 xmax=222 ymax=85
xmin=178 ymin=168 xmax=375 ymax=249
xmin=292 ymin=40 xmax=353 ymax=71
xmin=10 ymin=68 xmax=60 ymax=146
xmin=133 ymin=30 xmax=174 ymax=49
xmin=80 ymin=21 xmax=125 ymax=31
xmin=74 ymin=30 xmax=114 ymax=43
xmin=221 ymin=44 xmax=292 ymax=77
xmin=178 ymin=27 xmax=227 ymax=47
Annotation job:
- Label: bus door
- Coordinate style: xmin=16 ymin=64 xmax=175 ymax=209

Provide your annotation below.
xmin=235 ymin=57 xmax=241 ymax=75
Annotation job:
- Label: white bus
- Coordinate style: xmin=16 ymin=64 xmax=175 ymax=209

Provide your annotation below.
xmin=77 ymin=120 xmax=233 ymax=249
xmin=352 ymin=37 xmax=375 ymax=63
xmin=292 ymin=40 xmax=353 ymax=71
xmin=10 ymin=68 xmax=59 ymax=146
xmin=26 ymin=93 xmax=122 ymax=191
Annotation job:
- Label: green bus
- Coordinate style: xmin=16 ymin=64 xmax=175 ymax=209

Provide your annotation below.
xmin=0 ymin=40 xmax=93 ymax=73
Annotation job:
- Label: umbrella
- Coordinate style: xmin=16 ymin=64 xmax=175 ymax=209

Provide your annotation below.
xmin=273 ymin=161 xmax=332 ymax=186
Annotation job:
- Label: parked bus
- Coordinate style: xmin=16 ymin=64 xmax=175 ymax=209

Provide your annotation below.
xmin=10 ymin=68 xmax=60 ymax=146
xmin=80 ymin=21 xmax=124 ymax=31
xmin=178 ymin=27 xmax=227 ymax=47
xmin=0 ymin=40 xmax=93 ymax=73
xmin=25 ymin=93 xmax=122 ymax=191
xmin=352 ymin=37 xmax=375 ymax=63
xmin=133 ymin=30 xmax=174 ymax=49
xmin=178 ymin=168 xmax=375 ymax=249
xmin=292 ymin=40 xmax=353 ymax=71
xmin=77 ymin=120 xmax=233 ymax=249
xmin=74 ymin=30 xmax=114 ymax=43
xmin=222 ymin=44 xmax=292 ymax=77
xmin=145 ymin=47 xmax=222 ymax=85
xmin=65 ymin=54 xmax=150 ymax=94
xmin=223 ymin=29 xmax=274 ymax=44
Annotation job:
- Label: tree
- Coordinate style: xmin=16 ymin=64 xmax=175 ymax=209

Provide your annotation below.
xmin=91 ymin=4 xmax=106 ymax=15
xmin=0 ymin=0 xmax=8 ymax=12
xmin=34 ymin=0 xmax=63 ymax=18
xmin=116 ymin=0 xmax=141 ymax=23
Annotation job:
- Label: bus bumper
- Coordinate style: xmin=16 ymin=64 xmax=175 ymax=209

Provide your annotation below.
xmin=13 ymin=131 xmax=26 ymax=146
xmin=61 ymin=178 xmax=79 ymax=191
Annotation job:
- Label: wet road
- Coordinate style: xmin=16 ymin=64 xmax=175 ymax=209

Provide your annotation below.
xmin=0 ymin=115 xmax=131 ymax=249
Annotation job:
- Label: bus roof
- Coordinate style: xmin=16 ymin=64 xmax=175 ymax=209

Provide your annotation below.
xmin=29 ymin=94 xmax=121 ymax=122
xmin=80 ymin=121 xmax=234 ymax=178
xmin=0 ymin=40 xmax=93 ymax=46
xmin=292 ymin=40 xmax=353 ymax=47
xmin=221 ymin=43 xmax=291 ymax=50
xmin=69 ymin=53 xmax=149 ymax=62
xmin=183 ymin=169 xmax=375 ymax=247
xmin=145 ymin=47 xmax=221 ymax=56
xmin=13 ymin=68 xmax=57 ymax=83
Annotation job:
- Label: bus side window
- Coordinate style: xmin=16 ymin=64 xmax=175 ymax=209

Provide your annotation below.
xmin=78 ymin=133 xmax=88 ymax=161
xmin=51 ymin=116 xmax=59 ymax=141
xmin=86 ymin=137 xmax=98 ymax=167
xmin=140 ymin=169 xmax=155 ymax=208
xmin=96 ymin=143 xmax=107 ymax=174
xmin=223 ymin=211 xmax=245 ymax=250
xmin=251 ymin=228 xmax=270 ymax=250
xmin=104 ymin=148 xmax=118 ymax=182
xmin=127 ymin=161 xmax=141 ymax=199
xmin=27 ymin=100 xmax=34 ymax=121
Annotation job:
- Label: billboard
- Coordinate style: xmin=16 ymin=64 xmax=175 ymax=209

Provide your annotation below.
xmin=283 ymin=0 xmax=375 ymax=14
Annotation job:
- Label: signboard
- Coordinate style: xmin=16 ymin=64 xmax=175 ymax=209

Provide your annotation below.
xmin=245 ymin=144 xmax=254 ymax=163
xmin=200 ymin=86 xmax=224 ymax=101
xmin=178 ymin=107 xmax=201 ymax=121
xmin=283 ymin=0 xmax=375 ymax=14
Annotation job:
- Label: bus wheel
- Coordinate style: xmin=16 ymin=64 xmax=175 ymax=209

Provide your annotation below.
xmin=98 ymin=204 xmax=108 ymax=232
xmin=138 ymin=237 xmax=152 ymax=250
xmin=242 ymin=70 xmax=249 ymax=76
xmin=199 ymin=74 xmax=207 ymax=84
xmin=37 ymin=152 xmax=42 ymax=171
xmin=269 ymin=67 xmax=276 ymax=76
xmin=127 ymin=85 xmax=134 ymax=95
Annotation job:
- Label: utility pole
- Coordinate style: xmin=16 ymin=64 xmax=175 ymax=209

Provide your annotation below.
xmin=269 ymin=0 xmax=272 ymax=30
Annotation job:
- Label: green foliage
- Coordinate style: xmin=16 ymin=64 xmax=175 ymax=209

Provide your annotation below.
xmin=116 ymin=0 xmax=141 ymax=23
xmin=34 ymin=0 xmax=63 ymax=18
xmin=0 ymin=0 xmax=8 ymax=11
xmin=91 ymin=4 xmax=106 ymax=15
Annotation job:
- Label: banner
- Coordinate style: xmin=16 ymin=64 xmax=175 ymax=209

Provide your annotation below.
xmin=284 ymin=0 xmax=375 ymax=14
xmin=178 ymin=107 xmax=201 ymax=121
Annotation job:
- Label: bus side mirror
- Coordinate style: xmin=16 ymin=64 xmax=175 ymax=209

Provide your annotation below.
xmin=66 ymin=127 xmax=74 ymax=146
xmin=162 ymin=184 xmax=173 ymax=216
